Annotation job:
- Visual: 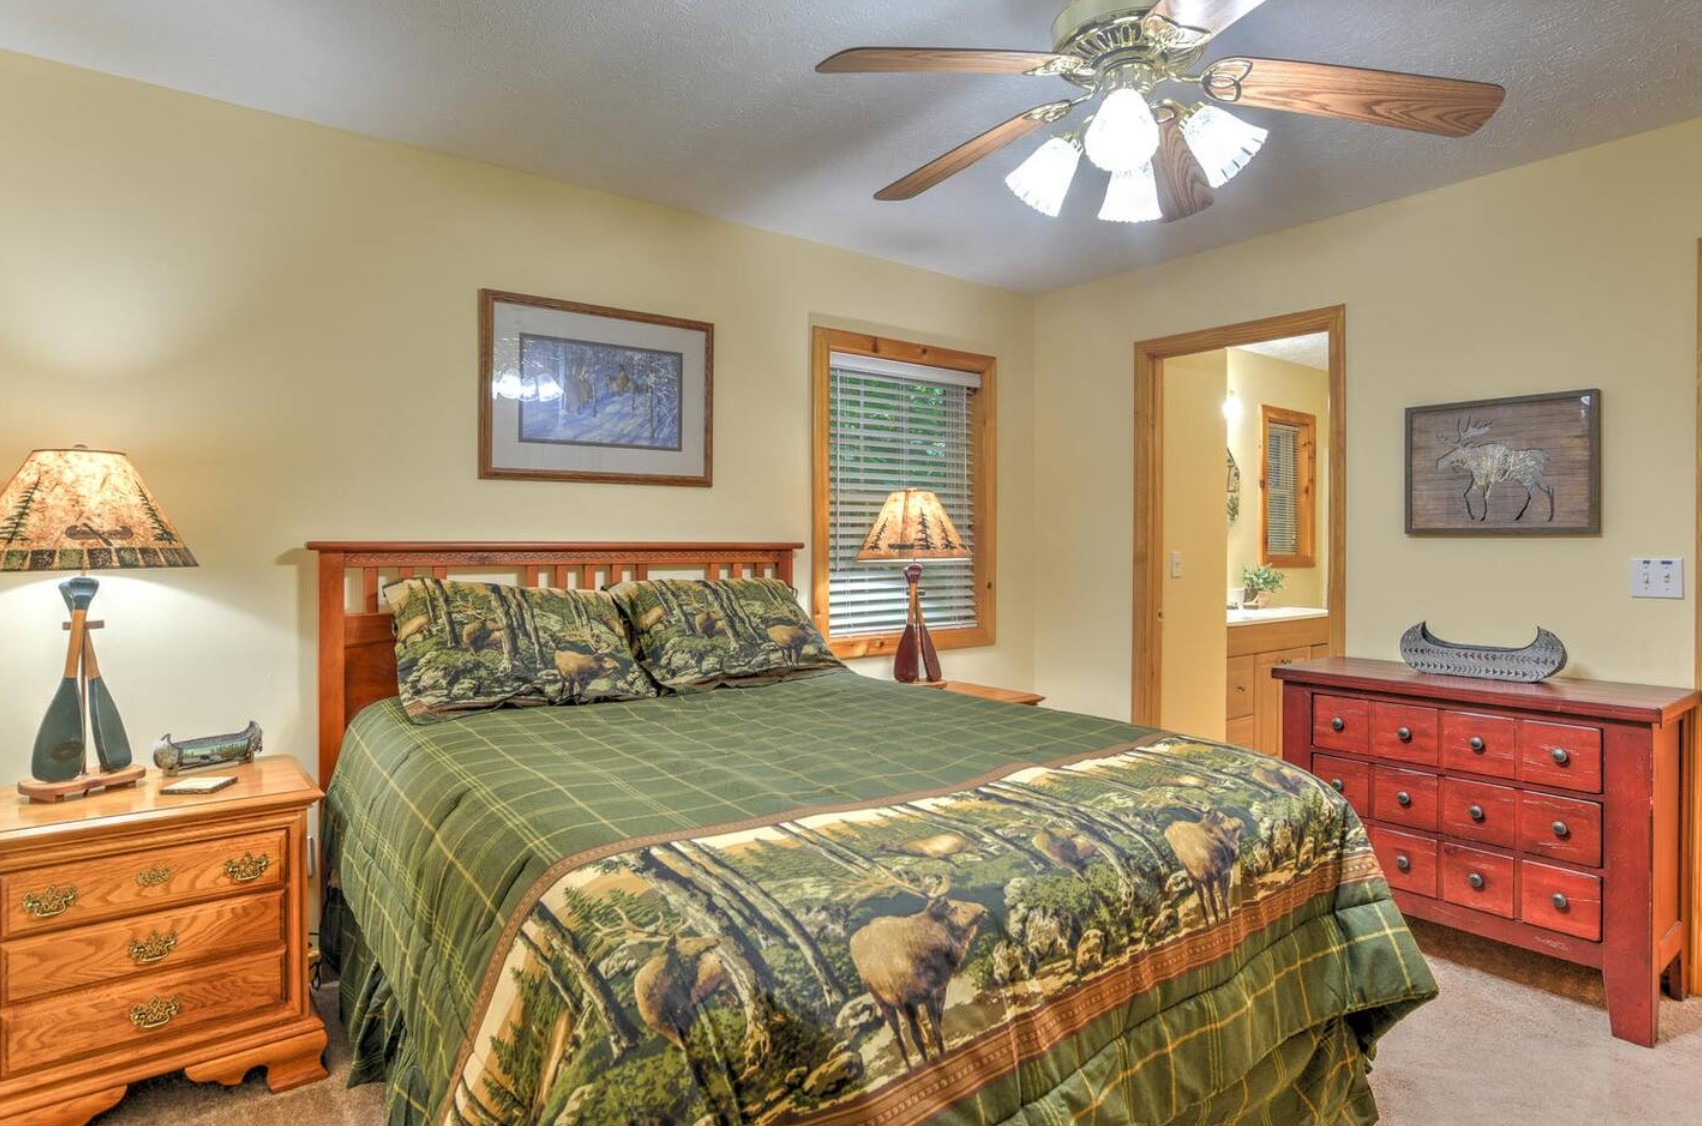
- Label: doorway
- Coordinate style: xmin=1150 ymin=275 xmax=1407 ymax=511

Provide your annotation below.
xmin=1131 ymin=306 xmax=1348 ymax=737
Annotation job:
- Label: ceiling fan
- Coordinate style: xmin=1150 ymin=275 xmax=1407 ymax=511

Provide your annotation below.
xmin=817 ymin=0 xmax=1506 ymax=223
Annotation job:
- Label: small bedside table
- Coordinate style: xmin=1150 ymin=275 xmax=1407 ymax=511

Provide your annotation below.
xmin=919 ymin=680 xmax=1046 ymax=706
xmin=0 ymin=758 xmax=327 ymax=1126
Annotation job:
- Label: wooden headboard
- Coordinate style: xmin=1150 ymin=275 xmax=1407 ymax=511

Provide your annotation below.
xmin=308 ymin=541 xmax=802 ymax=788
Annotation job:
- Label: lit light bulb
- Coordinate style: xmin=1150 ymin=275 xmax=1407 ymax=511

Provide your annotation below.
xmin=1182 ymin=105 xmax=1268 ymax=188
xmin=1005 ymin=135 xmax=1082 ymax=217
xmin=1098 ymin=164 xmax=1162 ymax=224
xmin=1084 ymin=87 xmax=1160 ymax=173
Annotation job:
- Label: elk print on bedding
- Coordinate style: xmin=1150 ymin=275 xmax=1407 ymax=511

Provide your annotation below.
xmin=444 ymin=735 xmax=1425 ymax=1125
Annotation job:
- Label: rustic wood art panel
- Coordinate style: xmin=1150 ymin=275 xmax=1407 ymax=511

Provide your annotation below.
xmin=1405 ymin=389 xmax=1600 ymax=536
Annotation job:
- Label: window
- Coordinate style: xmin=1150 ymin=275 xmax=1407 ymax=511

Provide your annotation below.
xmin=811 ymin=328 xmax=995 ymax=657
xmin=1261 ymin=405 xmax=1316 ymax=568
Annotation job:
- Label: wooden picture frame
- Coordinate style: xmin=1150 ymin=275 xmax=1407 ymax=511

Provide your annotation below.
xmin=478 ymin=289 xmax=713 ymax=486
xmin=1405 ymin=389 xmax=1600 ymax=536
xmin=1259 ymin=404 xmax=1317 ymax=568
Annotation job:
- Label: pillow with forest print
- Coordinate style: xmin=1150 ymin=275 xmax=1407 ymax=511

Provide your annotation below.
xmin=609 ymin=577 xmax=843 ymax=691
xmin=386 ymin=578 xmax=656 ymax=723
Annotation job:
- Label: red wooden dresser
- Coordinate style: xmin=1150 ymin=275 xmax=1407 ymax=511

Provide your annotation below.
xmin=1275 ymin=657 xmax=1697 ymax=1046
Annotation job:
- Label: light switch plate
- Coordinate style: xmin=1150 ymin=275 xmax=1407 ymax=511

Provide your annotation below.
xmin=1631 ymin=557 xmax=1684 ymax=599
xmin=1169 ymin=550 xmax=1183 ymax=579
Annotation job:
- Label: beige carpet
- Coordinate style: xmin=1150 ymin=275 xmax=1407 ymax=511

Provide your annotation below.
xmin=93 ymin=926 xmax=1702 ymax=1125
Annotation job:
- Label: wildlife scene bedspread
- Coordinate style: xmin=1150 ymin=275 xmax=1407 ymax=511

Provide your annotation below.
xmin=322 ymin=671 xmax=1434 ymax=1126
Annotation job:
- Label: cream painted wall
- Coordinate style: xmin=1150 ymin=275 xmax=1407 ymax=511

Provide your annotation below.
xmin=1226 ymin=349 xmax=1330 ymax=610
xmin=1035 ymin=116 xmax=1702 ymax=721
xmin=1160 ymin=352 xmax=1228 ymax=740
xmin=0 ymin=50 xmax=1039 ymax=788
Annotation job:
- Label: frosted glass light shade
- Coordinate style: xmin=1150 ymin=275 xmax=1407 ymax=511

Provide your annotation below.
xmin=1005 ymin=136 xmax=1082 ymax=217
xmin=1083 ymin=88 xmax=1160 ymax=173
xmin=1182 ymin=105 xmax=1268 ymax=188
xmin=1098 ymin=164 xmax=1162 ymax=223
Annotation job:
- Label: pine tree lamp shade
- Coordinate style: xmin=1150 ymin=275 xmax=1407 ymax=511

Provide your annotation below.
xmin=856 ymin=488 xmax=970 ymax=684
xmin=0 ymin=447 xmax=197 ymax=801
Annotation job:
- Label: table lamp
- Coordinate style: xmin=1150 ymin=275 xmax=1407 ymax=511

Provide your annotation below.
xmin=0 ymin=447 xmax=196 ymax=802
xmin=856 ymin=488 xmax=971 ymax=684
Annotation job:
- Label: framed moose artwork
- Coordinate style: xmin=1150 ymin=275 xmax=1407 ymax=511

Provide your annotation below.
xmin=1405 ymin=389 xmax=1601 ymax=536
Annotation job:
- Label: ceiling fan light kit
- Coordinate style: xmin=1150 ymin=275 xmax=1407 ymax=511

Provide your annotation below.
xmin=818 ymin=0 xmax=1506 ymax=225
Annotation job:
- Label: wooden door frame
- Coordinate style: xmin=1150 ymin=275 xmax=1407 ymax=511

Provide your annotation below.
xmin=1691 ymin=239 xmax=1702 ymax=993
xmin=1132 ymin=305 xmax=1348 ymax=725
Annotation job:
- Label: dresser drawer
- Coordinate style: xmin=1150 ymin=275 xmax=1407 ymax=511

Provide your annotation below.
xmin=1440 ymin=844 xmax=1516 ymax=919
xmin=2 ymin=948 xmax=287 ymax=1076
xmin=1519 ymin=862 xmax=1602 ymax=942
xmin=1227 ymin=656 xmax=1255 ymax=720
xmin=1517 ymin=721 xmax=1602 ymax=794
xmin=1371 ymin=767 xmax=1439 ymax=831
xmin=1313 ymin=696 xmax=1370 ymax=753
xmin=1439 ymin=777 xmax=1519 ymax=848
xmin=1370 ymin=703 xmax=1439 ymax=766
xmin=1312 ymin=755 xmax=1371 ymax=820
xmin=1 ymin=891 xmax=284 ymax=1005
xmin=1517 ymin=792 xmax=1603 ymax=868
xmin=1371 ymin=827 xmax=1439 ymax=898
xmin=3 ymin=830 xmax=285 ymax=937
xmin=1440 ymin=711 xmax=1518 ymax=779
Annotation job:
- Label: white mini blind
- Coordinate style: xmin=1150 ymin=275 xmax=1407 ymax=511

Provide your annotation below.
xmin=1265 ymin=420 xmax=1299 ymax=556
xmin=827 ymin=354 xmax=979 ymax=638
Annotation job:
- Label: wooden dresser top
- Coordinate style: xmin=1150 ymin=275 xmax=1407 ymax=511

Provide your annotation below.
xmin=1274 ymin=657 xmax=1701 ymax=726
xmin=0 ymin=758 xmax=320 ymax=848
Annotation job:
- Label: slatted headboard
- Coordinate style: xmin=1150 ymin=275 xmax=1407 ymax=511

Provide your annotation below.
xmin=308 ymin=541 xmax=802 ymax=787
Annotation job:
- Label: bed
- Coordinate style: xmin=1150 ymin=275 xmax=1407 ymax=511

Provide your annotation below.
xmin=311 ymin=541 xmax=1435 ymax=1126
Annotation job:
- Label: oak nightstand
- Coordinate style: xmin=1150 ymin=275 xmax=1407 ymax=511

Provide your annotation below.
xmin=920 ymin=680 xmax=1046 ymax=706
xmin=0 ymin=757 xmax=327 ymax=1126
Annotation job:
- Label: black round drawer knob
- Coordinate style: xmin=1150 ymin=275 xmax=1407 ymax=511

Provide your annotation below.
xmin=1396 ymin=726 xmax=1413 ymax=742
xmin=1396 ymin=791 xmax=1412 ymax=807
xmin=1467 ymin=872 xmax=1485 ymax=890
xmin=1331 ymin=717 xmax=1345 ymax=732
xmin=1468 ymin=736 xmax=1486 ymax=752
xmin=1551 ymin=747 xmax=1571 ymax=765
xmin=1468 ymin=804 xmax=1485 ymax=822
xmin=1551 ymin=892 xmax=1569 ymax=910
xmin=1395 ymin=855 xmax=1411 ymax=872
xmin=1330 ymin=778 xmax=1344 ymax=792
xmin=1552 ymin=820 xmax=1571 ymax=839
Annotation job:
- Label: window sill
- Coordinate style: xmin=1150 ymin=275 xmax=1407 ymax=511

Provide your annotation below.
xmin=827 ymin=626 xmax=994 ymax=661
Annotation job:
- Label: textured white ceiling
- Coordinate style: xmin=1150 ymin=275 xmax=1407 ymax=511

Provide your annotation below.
xmin=2 ymin=1 xmax=1699 ymax=293
xmin=1234 ymin=334 xmax=1330 ymax=369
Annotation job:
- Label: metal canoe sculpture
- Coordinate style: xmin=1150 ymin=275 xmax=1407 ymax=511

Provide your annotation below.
xmin=1399 ymin=622 xmax=1568 ymax=683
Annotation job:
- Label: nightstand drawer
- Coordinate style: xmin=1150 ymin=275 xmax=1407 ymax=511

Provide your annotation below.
xmin=1371 ymin=766 xmax=1439 ymax=831
xmin=1371 ymin=827 xmax=1439 ymax=898
xmin=2 ymin=948 xmax=287 ymax=1076
xmin=3 ymin=829 xmax=286 ymax=936
xmin=1440 ymin=843 xmax=1516 ymax=920
xmin=1 ymin=891 xmax=284 ymax=1004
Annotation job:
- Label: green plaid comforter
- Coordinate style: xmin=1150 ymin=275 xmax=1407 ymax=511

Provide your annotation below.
xmin=323 ymin=670 xmax=1434 ymax=1125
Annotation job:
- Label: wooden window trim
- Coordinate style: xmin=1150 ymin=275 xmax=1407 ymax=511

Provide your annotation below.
xmin=1260 ymin=404 xmax=1317 ymax=568
xmin=811 ymin=326 xmax=997 ymax=660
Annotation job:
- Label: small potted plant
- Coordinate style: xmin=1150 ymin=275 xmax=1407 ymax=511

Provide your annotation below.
xmin=1241 ymin=564 xmax=1285 ymax=609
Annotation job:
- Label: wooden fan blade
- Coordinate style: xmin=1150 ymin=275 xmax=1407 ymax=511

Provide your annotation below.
xmin=876 ymin=100 xmax=1075 ymax=201
xmin=1150 ymin=1 xmax=1272 ymax=39
xmin=1153 ymin=118 xmax=1216 ymax=221
xmin=1202 ymin=57 xmax=1506 ymax=137
xmin=817 ymin=47 xmax=1088 ymax=78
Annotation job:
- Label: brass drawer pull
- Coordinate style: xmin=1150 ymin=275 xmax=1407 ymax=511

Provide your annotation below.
xmin=1552 ymin=820 xmax=1571 ymax=839
xmin=136 ymin=865 xmax=174 ymax=888
xmin=1467 ymin=872 xmax=1486 ymax=890
xmin=1468 ymin=736 xmax=1486 ymax=752
xmin=128 ymin=996 xmax=182 ymax=1032
xmin=1395 ymin=854 xmax=1411 ymax=872
xmin=1551 ymin=892 xmax=1570 ymax=911
xmin=22 ymin=884 xmax=77 ymax=919
xmin=1468 ymin=804 xmax=1486 ymax=822
xmin=1550 ymin=747 xmax=1571 ymax=766
xmin=128 ymin=929 xmax=180 ymax=965
xmin=224 ymin=852 xmax=272 ymax=884
xmin=1396 ymin=791 xmax=1412 ymax=807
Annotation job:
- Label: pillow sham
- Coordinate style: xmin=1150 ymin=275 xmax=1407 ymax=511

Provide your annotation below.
xmin=387 ymin=577 xmax=657 ymax=723
xmin=610 ymin=577 xmax=843 ymax=691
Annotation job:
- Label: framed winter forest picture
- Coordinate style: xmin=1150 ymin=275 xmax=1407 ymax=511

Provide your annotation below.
xmin=479 ymin=289 xmax=713 ymax=486
xmin=1405 ymin=388 xmax=1601 ymax=536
